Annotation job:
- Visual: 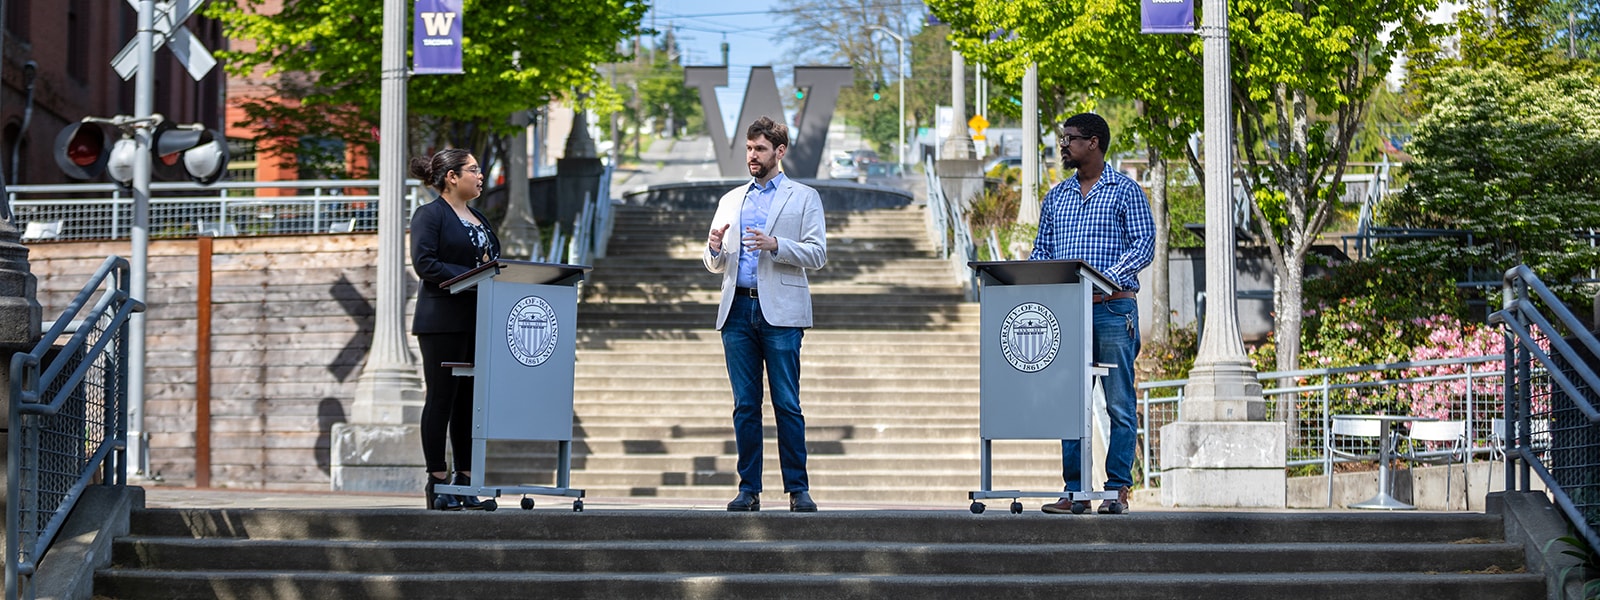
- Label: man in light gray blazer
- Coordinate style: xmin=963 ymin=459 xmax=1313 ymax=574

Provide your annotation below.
xmin=703 ymin=116 xmax=827 ymax=512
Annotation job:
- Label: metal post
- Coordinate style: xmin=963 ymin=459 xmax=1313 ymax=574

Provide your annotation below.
xmin=870 ymin=27 xmax=908 ymax=171
xmin=127 ymin=0 xmax=157 ymax=476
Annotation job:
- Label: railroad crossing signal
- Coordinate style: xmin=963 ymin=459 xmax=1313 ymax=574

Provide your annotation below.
xmin=111 ymin=0 xmax=218 ymax=81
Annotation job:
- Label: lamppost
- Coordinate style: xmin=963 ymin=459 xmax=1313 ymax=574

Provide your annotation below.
xmin=868 ymin=26 xmax=906 ymax=171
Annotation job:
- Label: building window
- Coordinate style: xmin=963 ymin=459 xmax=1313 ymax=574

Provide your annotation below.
xmin=68 ymin=0 xmax=89 ymax=82
xmin=226 ymin=137 xmax=258 ymax=188
xmin=5 ymin=0 xmax=30 ymax=42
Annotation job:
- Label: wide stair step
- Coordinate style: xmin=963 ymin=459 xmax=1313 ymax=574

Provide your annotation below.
xmin=96 ymin=510 xmax=1542 ymax=599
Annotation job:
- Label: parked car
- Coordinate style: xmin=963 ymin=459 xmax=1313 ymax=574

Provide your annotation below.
xmin=828 ymin=153 xmax=859 ymax=179
xmin=984 ymin=155 xmax=1023 ymax=174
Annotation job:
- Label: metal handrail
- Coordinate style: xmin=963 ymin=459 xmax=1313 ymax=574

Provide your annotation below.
xmin=8 ymin=179 xmax=430 ymax=241
xmin=1488 ymin=263 xmax=1600 ymax=558
xmin=923 ymin=156 xmax=977 ymax=295
xmin=7 ymin=256 xmax=145 ymax=600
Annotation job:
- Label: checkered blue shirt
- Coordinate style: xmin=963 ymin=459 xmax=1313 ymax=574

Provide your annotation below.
xmin=1027 ymin=163 xmax=1156 ymax=291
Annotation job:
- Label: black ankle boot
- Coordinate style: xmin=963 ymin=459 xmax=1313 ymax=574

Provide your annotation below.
xmin=454 ymin=472 xmax=486 ymax=510
xmin=426 ymin=474 xmax=462 ymax=510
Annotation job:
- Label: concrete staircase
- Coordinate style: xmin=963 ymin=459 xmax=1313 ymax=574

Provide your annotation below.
xmin=481 ymin=203 xmax=1070 ymax=505
xmin=95 ymin=508 xmax=1543 ymax=599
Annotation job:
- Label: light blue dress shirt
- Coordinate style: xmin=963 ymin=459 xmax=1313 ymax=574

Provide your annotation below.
xmin=736 ymin=173 xmax=784 ymax=289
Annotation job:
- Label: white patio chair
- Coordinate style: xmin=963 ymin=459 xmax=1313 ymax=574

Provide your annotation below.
xmin=329 ymin=218 xmax=357 ymax=233
xmin=1398 ymin=420 xmax=1468 ymax=509
xmin=1328 ymin=417 xmax=1384 ymax=462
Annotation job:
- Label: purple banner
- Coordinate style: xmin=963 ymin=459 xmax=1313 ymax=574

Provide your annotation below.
xmin=414 ymin=0 xmax=463 ymax=74
xmin=1142 ymin=0 xmax=1195 ymax=34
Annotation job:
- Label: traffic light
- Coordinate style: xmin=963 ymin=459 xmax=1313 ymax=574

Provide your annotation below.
xmin=795 ymin=88 xmax=806 ymax=100
xmin=53 ymin=119 xmax=230 ymax=185
xmin=871 ymin=82 xmax=882 ymax=102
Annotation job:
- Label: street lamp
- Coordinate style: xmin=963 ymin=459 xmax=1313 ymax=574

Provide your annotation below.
xmin=868 ymin=26 xmax=907 ymax=171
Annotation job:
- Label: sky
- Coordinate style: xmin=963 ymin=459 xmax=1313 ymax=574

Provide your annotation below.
xmin=643 ymin=0 xmax=830 ymax=134
xmin=643 ymin=0 xmax=928 ymax=133
xmin=647 ymin=0 xmax=796 ymax=71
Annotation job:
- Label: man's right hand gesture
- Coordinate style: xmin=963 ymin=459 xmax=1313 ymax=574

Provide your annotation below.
xmin=708 ymin=223 xmax=732 ymax=253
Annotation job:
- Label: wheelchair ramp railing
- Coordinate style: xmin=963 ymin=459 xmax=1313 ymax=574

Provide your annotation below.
xmin=1488 ymin=263 xmax=1600 ymax=555
xmin=6 ymin=255 xmax=144 ymax=600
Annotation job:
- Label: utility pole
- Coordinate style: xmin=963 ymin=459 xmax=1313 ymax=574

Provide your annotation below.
xmin=869 ymin=26 xmax=906 ymax=170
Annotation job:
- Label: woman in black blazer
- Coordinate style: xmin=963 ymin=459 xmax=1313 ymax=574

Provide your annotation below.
xmin=409 ymin=148 xmax=499 ymax=510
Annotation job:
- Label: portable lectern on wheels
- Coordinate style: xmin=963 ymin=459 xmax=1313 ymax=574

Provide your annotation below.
xmin=967 ymin=260 xmax=1120 ymax=515
xmin=433 ymin=259 xmax=590 ymax=512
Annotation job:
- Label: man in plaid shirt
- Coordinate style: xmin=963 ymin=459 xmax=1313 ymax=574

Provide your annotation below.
xmin=1030 ymin=112 xmax=1155 ymax=515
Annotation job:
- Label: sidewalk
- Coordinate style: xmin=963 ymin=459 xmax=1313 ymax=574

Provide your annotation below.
xmin=138 ymin=486 xmax=960 ymax=512
xmin=136 ymin=485 xmax=1349 ymax=513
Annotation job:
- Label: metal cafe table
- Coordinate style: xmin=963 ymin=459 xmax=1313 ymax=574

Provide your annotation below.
xmin=1332 ymin=414 xmax=1438 ymax=510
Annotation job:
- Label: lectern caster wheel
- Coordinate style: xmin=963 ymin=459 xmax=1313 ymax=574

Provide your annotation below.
xmin=1009 ymin=502 xmax=1023 ymax=514
xmin=1070 ymin=502 xmax=1089 ymax=515
xmin=482 ymin=499 xmax=498 ymax=512
xmin=970 ymin=502 xmax=985 ymax=514
xmin=573 ymin=500 xmax=584 ymax=512
xmin=521 ymin=498 xmax=535 ymax=510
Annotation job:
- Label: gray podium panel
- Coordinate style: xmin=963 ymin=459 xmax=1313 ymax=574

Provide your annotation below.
xmin=978 ymin=281 xmax=1092 ymax=439
xmin=476 ymin=282 xmax=577 ymax=442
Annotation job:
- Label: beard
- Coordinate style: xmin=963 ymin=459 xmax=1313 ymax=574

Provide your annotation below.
xmin=1060 ymin=155 xmax=1081 ymax=170
xmin=748 ymin=160 xmax=774 ymax=180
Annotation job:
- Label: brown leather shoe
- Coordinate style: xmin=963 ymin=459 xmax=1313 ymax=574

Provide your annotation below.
xmin=1041 ymin=498 xmax=1091 ymax=514
xmin=1098 ymin=486 xmax=1131 ymax=514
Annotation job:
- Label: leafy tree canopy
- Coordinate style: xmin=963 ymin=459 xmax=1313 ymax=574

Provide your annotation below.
xmin=208 ymin=0 xmax=647 ymax=174
xmin=1380 ymin=64 xmax=1600 ymax=297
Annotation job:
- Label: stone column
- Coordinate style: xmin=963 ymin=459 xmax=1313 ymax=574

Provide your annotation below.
xmin=0 ymin=203 xmax=44 ymax=586
xmin=1158 ymin=0 xmax=1286 ymax=508
xmin=938 ymin=50 xmax=983 ymax=209
xmin=332 ymin=0 xmax=426 ymax=493
xmin=556 ymin=108 xmax=603 ymax=237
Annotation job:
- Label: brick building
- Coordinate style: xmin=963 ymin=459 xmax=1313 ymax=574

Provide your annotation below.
xmin=0 ymin=0 xmax=226 ymax=186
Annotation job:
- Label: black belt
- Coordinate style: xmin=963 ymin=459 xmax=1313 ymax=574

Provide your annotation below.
xmin=1093 ymin=291 xmax=1137 ymax=303
xmin=735 ymin=287 xmax=759 ymax=298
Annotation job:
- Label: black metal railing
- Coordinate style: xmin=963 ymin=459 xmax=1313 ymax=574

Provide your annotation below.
xmin=6 ymin=256 xmax=144 ymax=600
xmin=1489 ymin=264 xmax=1600 ymax=555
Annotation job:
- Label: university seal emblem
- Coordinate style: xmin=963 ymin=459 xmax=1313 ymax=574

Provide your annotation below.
xmin=1000 ymin=302 xmax=1060 ymax=373
xmin=506 ymin=295 xmax=557 ymax=367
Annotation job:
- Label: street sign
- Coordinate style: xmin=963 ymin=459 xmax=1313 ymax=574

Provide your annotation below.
xmin=111 ymin=0 xmax=217 ymax=81
xmin=969 ymin=114 xmax=990 ymax=142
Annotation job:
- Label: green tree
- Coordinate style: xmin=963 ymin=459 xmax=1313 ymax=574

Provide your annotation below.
xmin=1380 ymin=65 xmax=1600 ymax=302
xmin=927 ymin=0 xmax=1205 ymax=344
xmin=1405 ymin=0 xmax=1583 ymax=111
xmin=783 ymin=0 xmax=922 ymax=155
xmin=208 ymin=0 xmax=646 ymax=177
xmin=1227 ymin=0 xmax=1441 ymax=385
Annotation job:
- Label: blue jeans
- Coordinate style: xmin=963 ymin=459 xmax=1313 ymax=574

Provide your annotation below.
xmin=721 ymin=295 xmax=809 ymax=494
xmin=1062 ymin=298 xmax=1140 ymax=492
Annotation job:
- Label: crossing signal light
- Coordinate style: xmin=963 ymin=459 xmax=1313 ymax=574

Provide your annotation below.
xmin=53 ymin=122 xmax=114 ymax=180
xmin=53 ymin=120 xmax=230 ymax=185
xmin=795 ymin=89 xmax=805 ymax=100
xmin=153 ymin=124 xmax=230 ymax=185
xmin=871 ymin=82 xmax=882 ymax=101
